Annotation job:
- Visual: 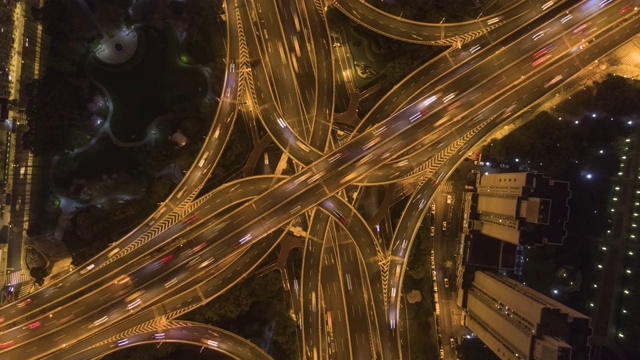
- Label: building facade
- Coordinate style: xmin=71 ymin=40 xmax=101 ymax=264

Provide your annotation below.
xmin=463 ymin=271 xmax=591 ymax=360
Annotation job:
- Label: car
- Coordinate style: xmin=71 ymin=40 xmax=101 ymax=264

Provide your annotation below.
xmin=573 ymin=23 xmax=589 ymax=34
xmin=446 ymin=195 xmax=452 ymax=204
xmin=23 ymin=321 xmax=41 ymax=330
xmin=59 ymin=314 xmax=75 ymax=324
xmin=533 ymin=44 xmax=553 ymax=59
xmin=80 ymin=263 xmax=95 ymax=275
xmin=620 ymin=3 xmax=633 ymax=13
xmin=450 ymin=337 xmax=456 ymax=348
xmin=334 ymin=210 xmax=348 ymax=224
xmin=339 ymin=172 xmax=357 ymax=184
xmin=184 ymin=213 xmax=198 ymax=224
xmin=192 ymin=241 xmax=206 ymax=253
xmin=114 ymin=275 xmax=130 ymax=284
xmin=430 ymin=226 xmax=435 ymax=236
xmin=440 ymin=347 xmax=445 ymax=358
xmin=159 ymin=254 xmax=173 ymax=265
xmin=0 ymin=340 xmax=14 ymax=349
xmin=17 ymin=298 xmax=32 ymax=308
xmin=544 ymin=75 xmax=563 ymax=88
xmin=107 ymin=248 xmax=120 ymax=258
xmin=599 ymin=0 xmax=613 ymax=8
xmin=532 ymin=54 xmax=551 ymax=67
xmin=444 ymin=278 xmax=450 ymax=288
xmin=532 ymin=29 xmax=547 ymax=41
xmin=442 ymin=221 xmax=447 ymax=231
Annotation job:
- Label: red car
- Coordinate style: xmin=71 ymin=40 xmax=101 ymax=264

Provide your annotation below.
xmin=533 ymin=44 xmax=552 ymax=58
xmin=24 ymin=321 xmax=41 ymax=330
xmin=184 ymin=214 xmax=198 ymax=224
xmin=619 ymin=3 xmax=633 ymax=13
xmin=0 ymin=341 xmax=14 ymax=349
xmin=159 ymin=254 xmax=173 ymax=265
xmin=17 ymin=299 xmax=32 ymax=308
xmin=192 ymin=242 xmax=206 ymax=253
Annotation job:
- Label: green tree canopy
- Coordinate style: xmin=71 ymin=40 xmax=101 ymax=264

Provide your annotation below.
xmin=23 ymin=70 xmax=92 ymax=156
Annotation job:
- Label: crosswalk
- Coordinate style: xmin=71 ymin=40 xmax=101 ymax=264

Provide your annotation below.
xmin=5 ymin=270 xmax=34 ymax=300
xmin=440 ymin=181 xmax=453 ymax=193
xmin=5 ymin=270 xmax=31 ymax=287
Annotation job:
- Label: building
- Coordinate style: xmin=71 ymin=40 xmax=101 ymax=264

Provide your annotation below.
xmin=463 ymin=271 xmax=591 ymax=360
xmin=0 ymin=0 xmax=17 ymax=100
xmin=468 ymin=172 xmax=571 ymax=246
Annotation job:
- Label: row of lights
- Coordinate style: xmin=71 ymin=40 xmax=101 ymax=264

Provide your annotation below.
xmin=615 ymin=138 xmax=638 ymax=341
xmin=593 ymin=137 xmax=637 ymax=339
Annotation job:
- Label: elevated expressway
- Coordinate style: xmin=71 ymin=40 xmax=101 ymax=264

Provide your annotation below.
xmin=1 ymin=0 xmax=639 ymax=359
xmin=331 ymin=0 xmax=567 ymax=45
xmin=64 ymin=321 xmax=272 ymax=360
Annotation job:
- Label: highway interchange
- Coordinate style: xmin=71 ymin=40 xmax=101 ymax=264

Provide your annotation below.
xmin=1 ymin=0 xmax=639 ymax=358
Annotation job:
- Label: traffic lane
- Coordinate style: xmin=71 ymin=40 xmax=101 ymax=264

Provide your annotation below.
xmin=320 ymin=234 xmax=352 ymax=359
xmin=273 ymin=0 xmax=318 ymax=123
xmin=332 ymin=0 xmax=532 ymax=43
xmin=336 ymin=237 xmax=376 ymax=360
xmin=238 ymin=4 xmax=321 ymax=165
xmin=300 ymin=210 xmax=328 ymax=360
xmin=84 ymin=322 xmax=271 ymax=360
xmin=300 ymin=0 xmax=336 ymax=150
xmin=249 ymin=0 xmax=310 ymax=140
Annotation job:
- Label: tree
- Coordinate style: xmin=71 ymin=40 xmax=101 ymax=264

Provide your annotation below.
xmin=38 ymin=0 xmax=74 ymax=41
xmin=250 ymin=271 xmax=283 ymax=300
xmin=271 ymin=308 xmax=299 ymax=360
xmin=183 ymin=0 xmax=219 ymax=64
xmin=23 ymin=70 xmax=92 ymax=156
xmin=30 ymin=267 xmax=48 ymax=286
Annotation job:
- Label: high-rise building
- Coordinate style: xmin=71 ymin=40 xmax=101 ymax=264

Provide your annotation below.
xmin=0 ymin=1 xmax=17 ymax=100
xmin=463 ymin=271 xmax=591 ymax=360
xmin=468 ymin=172 xmax=571 ymax=246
